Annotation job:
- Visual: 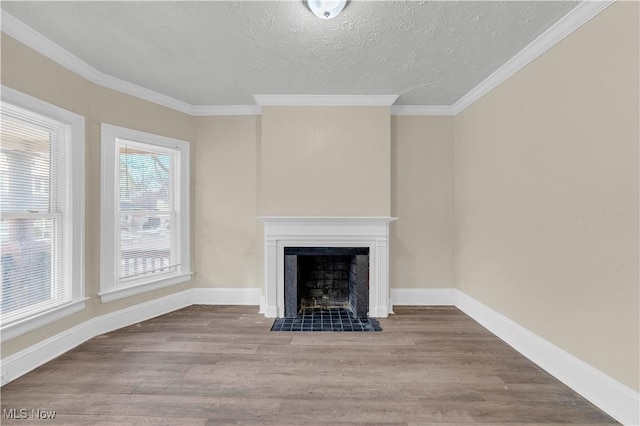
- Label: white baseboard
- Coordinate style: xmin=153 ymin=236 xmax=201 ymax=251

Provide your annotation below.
xmin=193 ymin=287 xmax=261 ymax=306
xmin=1 ymin=287 xmax=261 ymax=386
xmin=3 ymin=286 xmax=638 ymax=425
xmin=454 ymin=290 xmax=640 ymax=426
xmin=92 ymin=289 xmax=194 ymax=336
xmin=1 ymin=289 xmax=194 ymax=387
xmin=391 ymin=288 xmax=456 ymax=306
xmin=1 ymin=319 xmax=91 ymax=388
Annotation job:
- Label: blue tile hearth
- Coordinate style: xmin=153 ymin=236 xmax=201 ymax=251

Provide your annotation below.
xmin=270 ymin=307 xmax=382 ymax=332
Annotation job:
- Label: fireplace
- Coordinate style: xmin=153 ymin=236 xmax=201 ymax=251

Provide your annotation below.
xmin=284 ymin=247 xmax=369 ymax=318
xmin=258 ymin=217 xmax=396 ymax=318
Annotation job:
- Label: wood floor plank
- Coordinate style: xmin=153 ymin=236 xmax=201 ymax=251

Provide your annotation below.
xmin=121 ymin=341 xmax=261 ymax=355
xmin=1 ymin=305 xmax=619 ymax=425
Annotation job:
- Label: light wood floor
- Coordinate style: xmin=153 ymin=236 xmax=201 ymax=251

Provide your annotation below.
xmin=1 ymin=305 xmax=618 ymax=425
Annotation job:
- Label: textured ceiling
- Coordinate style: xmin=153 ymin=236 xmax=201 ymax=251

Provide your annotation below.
xmin=1 ymin=1 xmax=579 ymax=106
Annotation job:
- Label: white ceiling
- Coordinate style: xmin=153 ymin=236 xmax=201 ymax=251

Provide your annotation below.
xmin=1 ymin=1 xmax=581 ymax=108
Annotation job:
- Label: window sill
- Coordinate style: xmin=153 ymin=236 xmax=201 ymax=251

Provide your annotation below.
xmin=1 ymin=298 xmax=89 ymax=343
xmin=98 ymin=272 xmax=193 ymax=304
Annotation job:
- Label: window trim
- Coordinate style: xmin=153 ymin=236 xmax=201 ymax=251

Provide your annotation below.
xmin=99 ymin=124 xmax=191 ymax=303
xmin=0 ymin=86 xmax=86 ymax=342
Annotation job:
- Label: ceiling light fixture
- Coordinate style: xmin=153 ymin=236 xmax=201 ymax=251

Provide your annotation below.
xmin=306 ymin=0 xmax=347 ymax=19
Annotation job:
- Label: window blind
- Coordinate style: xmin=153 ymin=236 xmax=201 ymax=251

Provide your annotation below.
xmin=116 ymin=139 xmax=178 ymax=283
xmin=1 ymin=102 xmax=73 ymax=325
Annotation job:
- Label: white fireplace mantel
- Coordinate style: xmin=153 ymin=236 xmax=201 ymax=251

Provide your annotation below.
xmin=258 ymin=216 xmax=397 ymax=318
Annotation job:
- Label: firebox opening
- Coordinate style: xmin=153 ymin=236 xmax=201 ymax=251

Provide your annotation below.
xmin=297 ymin=255 xmax=351 ymax=311
xmin=284 ymin=247 xmax=369 ymax=319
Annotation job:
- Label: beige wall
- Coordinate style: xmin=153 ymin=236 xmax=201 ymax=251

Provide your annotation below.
xmin=1 ymin=34 xmax=195 ymax=357
xmin=192 ymin=116 xmax=262 ymax=289
xmin=390 ymin=116 xmax=454 ymax=289
xmin=454 ymin=1 xmax=639 ymax=391
xmin=260 ymin=106 xmax=391 ymax=217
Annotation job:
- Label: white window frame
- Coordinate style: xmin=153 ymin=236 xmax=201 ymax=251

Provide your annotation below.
xmin=0 ymin=86 xmax=86 ymax=343
xmin=100 ymin=124 xmax=191 ymax=303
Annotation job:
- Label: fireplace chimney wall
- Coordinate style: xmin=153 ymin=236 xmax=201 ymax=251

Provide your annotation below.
xmin=260 ymin=106 xmax=391 ymax=217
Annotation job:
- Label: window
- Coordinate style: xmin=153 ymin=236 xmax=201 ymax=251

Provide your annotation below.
xmin=0 ymin=86 xmax=85 ymax=342
xmin=100 ymin=124 xmax=191 ymax=302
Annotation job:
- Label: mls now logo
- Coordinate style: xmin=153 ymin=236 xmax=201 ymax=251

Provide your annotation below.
xmin=3 ymin=408 xmax=57 ymax=420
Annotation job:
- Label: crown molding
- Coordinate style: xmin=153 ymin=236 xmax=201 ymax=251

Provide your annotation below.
xmin=191 ymin=105 xmax=262 ymax=116
xmin=253 ymin=95 xmax=399 ymax=107
xmin=390 ymin=105 xmax=456 ymax=116
xmin=2 ymin=1 xmax=613 ymax=117
xmin=1 ymin=11 xmax=196 ymax=115
xmin=451 ymin=0 xmax=615 ymax=114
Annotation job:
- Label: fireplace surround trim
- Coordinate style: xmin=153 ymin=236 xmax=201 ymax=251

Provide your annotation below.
xmin=258 ymin=217 xmax=397 ymax=318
